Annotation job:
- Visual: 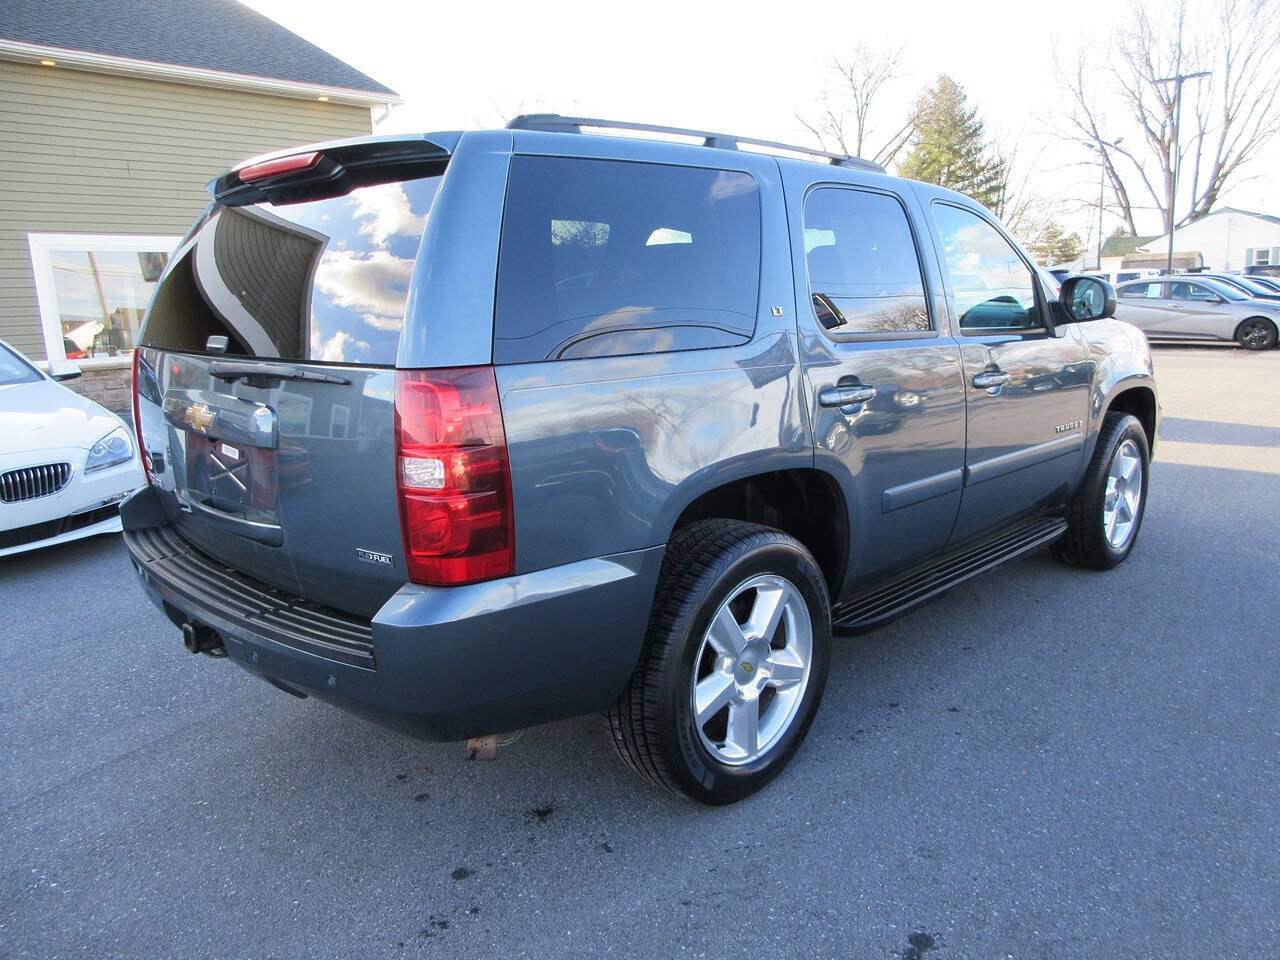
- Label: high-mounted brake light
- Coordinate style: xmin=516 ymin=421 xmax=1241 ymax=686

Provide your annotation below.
xmin=237 ymin=151 xmax=321 ymax=183
xmin=395 ymin=367 xmax=514 ymax=586
xmin=131 ymin=349 xmax=151 ymax=486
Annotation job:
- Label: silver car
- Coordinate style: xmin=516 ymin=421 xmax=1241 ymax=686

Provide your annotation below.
xmin=1113 ymin=276 xmax=1280 ymax=350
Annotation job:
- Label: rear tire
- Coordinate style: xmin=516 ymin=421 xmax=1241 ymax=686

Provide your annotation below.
xmin=1235 ymin=317 xmax=1277 ymax=350
xmin=1057 ymin=413 xmax=1150 ymax=570
xmin=606 ymin=519 xmax=831 ymax=804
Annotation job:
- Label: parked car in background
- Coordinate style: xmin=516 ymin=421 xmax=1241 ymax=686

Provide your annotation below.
xmin=1194 ymin=273 xmax=1280 ymax=301
xmin=1113 ymin=277 xmax=1280 ymax=350
xmin=1 ymin=339 xmax=143 ymax=556
xmin=1249 ymin=275 xmax=1280 ymax=294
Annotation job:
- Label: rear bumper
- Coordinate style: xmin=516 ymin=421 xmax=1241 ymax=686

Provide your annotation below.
xmin=122 ymin=489 xmax=663 ymax=741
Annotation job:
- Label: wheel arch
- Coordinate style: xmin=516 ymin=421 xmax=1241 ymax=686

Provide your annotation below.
xmin=1233 ymin=314 xmax=1278 ymax=346
xmin=1104 ymin=384 xmax=1158 ymax=454
xmin=664 ymin=467 xmax=850 ymax=598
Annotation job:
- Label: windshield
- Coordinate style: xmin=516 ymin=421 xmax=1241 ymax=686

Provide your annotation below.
xmin=140 ymin=175 xmax=442 ymax=366
xmin=0 ymin=343 xmax=42 ymax=386
xmin=1205 ymin=279 xmax=1249 ymax=301
xmin=1233 ymin=276 xmax=1277 ymax=297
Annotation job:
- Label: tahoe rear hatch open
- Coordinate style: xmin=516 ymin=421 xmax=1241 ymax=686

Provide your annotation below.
xmin=133 ymin=135 xmax=456 ymax=618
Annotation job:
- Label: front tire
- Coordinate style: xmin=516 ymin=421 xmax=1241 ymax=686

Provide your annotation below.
xmin=1236 ymin=317 xmax=1277 ymax=351
xmin=1057 ymin=413 xmax=1150 ymax=570
xmin=606 ymin=519 xmax=831 ymax=804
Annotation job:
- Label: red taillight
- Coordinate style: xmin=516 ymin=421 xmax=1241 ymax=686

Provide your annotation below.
xmin=237 ymin=151 xmax=321 ymax=183
xmin=131 ymin=349 xmax=151 ymax=486
xmin=394 ymin=367 xmax=514 ymax=586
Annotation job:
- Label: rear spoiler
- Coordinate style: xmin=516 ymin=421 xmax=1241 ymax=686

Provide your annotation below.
xmin=208 ymin=132 xmax=461 ymax=206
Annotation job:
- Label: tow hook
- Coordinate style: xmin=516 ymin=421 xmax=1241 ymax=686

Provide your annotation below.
xmin=181 ymin=621 xmax=226 ymax=657
xmin=464 ymin=730 xmax=522 ymax=761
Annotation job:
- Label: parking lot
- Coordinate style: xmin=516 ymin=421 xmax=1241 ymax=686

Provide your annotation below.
xmin=2 ymin=344 xmax=1277 ymax=959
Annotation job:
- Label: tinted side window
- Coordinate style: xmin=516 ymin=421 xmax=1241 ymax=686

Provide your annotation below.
xmin=494 ymin=156 xmax=760 ymax=363
xmin=932 ymin=204 xmax=1040 ymax=330
xmin=1169 ymin=281 xmax=1216 ymax=301
xmin=803 ymin=188 xmax=930 ymax=335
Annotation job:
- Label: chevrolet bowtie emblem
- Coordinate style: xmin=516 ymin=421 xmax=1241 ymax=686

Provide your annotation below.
xmin=184 ymin=402 xmax=216 ymax=433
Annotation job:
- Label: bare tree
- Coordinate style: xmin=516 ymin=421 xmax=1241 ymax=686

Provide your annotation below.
xmin=1060 ymin=0 xmax=1280 ymax=234
xmin=989 ymin=140 xmax=1058 ymax=245
xmin=797 ymin=45 xmax=916 ymax=167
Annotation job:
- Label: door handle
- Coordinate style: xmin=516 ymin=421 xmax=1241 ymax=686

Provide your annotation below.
xmin=818 ymin=384 xmax=877 ymax=411
xmin=971 ymin=371 xmax=1011 ymax=390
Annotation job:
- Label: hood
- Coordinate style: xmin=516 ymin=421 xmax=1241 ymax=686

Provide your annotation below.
xmin=0 ymin=378 xmax=125 ymax=458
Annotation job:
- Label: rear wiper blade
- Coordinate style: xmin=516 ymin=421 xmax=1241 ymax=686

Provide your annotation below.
xmin=208 ymin=361 xmax=350 ymax=385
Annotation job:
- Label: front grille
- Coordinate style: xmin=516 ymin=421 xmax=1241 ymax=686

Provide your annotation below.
xmin=1 ymin=462 xmax=72 ymax=503
xmin=125 ymin=525 xmax=375 ymax=668
xmin=0 ymin=504 xmax=119 ymax=551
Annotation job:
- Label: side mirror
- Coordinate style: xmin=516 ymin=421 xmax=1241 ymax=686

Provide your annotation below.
xmin=48 ymin=359 xmax=82 ymax=382
xmin=1057 ymin=275 xmax=1116 ymax=324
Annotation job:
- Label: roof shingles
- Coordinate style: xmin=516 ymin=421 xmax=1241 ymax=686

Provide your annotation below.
xmin=1100 ymin=234 xmax=1161 ymax=259
xmin=1 ymin=0 xmax=396 ymax=96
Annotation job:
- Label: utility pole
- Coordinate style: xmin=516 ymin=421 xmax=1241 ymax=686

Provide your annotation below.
xmin=1093 ymin=137 xmax=1123 ymax=271
xmin=1155 ymin=70 xmax=1210 ymax=276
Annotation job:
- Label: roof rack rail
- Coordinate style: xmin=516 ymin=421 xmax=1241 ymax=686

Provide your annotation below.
xmin=506 ymin=114 xmax=885 ymax=173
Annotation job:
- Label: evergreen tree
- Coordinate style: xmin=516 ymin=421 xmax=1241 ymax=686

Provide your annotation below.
xmin=1026 ymin=222 xmax=1086 ymax=266
xmin=898 ymin=75 xmax=1006 ymax=210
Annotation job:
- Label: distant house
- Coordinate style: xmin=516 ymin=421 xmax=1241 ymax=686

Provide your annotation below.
xmin=0 ymin=0 xmax=400 ymax=412
xmin=1098 ymin=208 xmax=1280 ymax=279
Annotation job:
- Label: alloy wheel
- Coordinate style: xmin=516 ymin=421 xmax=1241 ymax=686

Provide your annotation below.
xmin=1239 ymin=319 xmax=1275 ymax=350
xmin=1103 ymin=438 xmax=1143 ymax=549
xmin=691 ymin=574 xmax=813 ymax=765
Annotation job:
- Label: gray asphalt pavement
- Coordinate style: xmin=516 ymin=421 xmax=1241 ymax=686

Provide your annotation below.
xmin=2 ymin=345 xmax=1278 ymax=959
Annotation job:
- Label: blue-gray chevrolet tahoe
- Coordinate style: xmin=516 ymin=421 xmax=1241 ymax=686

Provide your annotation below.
xmin=123 ymin=115 xmax=1158 ymax=804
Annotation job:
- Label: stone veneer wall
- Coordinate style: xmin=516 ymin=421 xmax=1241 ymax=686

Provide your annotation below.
xmin=66 ymin=365 xmax=133 ymax=419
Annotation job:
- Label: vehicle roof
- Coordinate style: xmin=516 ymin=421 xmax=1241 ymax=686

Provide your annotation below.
xmin=213 ymin=124 xmax=994 ymax=221
xmin=503 ymin=126 xmax=993 ymax=212
xmin=1116 ymin=275 xmax=1243 ymax=296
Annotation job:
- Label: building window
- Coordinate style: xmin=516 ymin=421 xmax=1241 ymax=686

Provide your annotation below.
xmin=28 ymin=233 xmax=180 ymax=366
xmin=1256 ymin=249 xmax=1272 ymax=266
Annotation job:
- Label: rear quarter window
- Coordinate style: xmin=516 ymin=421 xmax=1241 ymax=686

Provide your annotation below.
xmin=494 ymin=156 xmax=761 ymax=363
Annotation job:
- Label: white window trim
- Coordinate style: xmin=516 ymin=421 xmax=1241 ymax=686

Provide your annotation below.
xmin=28 ymin=232 xmax=181 ymax=370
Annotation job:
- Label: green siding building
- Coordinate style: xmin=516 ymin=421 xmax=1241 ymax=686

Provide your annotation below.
xmin=1 ymin=0 xmax=399 ymax=411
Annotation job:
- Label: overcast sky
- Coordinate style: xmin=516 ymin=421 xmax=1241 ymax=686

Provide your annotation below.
xmin=247 ymin=0 xmax=1278 ymax=245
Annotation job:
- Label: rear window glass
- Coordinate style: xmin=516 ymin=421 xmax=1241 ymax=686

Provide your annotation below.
xmin=494 ymin=156 xmax=761 ymax=363
xmin=140 ymin=176 xmax=441 ymax=365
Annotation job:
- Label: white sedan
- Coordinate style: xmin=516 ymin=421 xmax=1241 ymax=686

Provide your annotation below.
xmin=1 ymin=339 xmax=144 ymax=557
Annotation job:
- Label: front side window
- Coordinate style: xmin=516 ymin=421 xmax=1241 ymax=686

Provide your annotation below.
xmin=803 ymin=187 xmax=930 ymax=336
xmin=932 ymin=204 xmax=1040 ymax=330
xmin=494 ymin=156 xmax=761 ymax=363
xmin=1170 ymin=281 xmax=1215 ymax=302
xmin=28 ymin=234 xmax=179 ymax=363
